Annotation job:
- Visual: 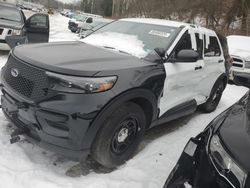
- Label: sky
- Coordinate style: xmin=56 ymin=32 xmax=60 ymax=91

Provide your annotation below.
xmin=57 ymin=0 xmax=77 ymax=3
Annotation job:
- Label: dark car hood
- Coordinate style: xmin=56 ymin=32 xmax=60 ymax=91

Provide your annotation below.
xmin=13 ymin=42 xmax=149 ymax=76
xmin=0 ymin=19 xmax=23 ymax=29
xmin=219 ymin=92 xmax=250 ymax=172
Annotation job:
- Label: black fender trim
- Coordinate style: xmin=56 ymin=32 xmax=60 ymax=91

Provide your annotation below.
xmin=80 ymin=88 xmax=158 ymax=150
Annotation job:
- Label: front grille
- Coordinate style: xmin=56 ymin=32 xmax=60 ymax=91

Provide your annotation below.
xmin=3 ymin=55 xmax=52 ymax=101
xmin=0 ymin=39 xmax=6 ymax=43
xmin=0 ymin=28 xmax=3 ymax=35
xmin=232 ymin=63 xmax=243 ymax=68
xmin=233 ymin=58 xmax=243 ymax=63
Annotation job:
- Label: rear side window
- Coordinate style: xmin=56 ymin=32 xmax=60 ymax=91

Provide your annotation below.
xmin=204 ymin=36 xmax=221 ymax=57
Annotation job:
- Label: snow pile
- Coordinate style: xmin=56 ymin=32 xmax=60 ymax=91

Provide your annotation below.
xmin=49 ymin=13 xmax=79 ymax=42
xmin=82 ymin=32 xmax=148 ymax=58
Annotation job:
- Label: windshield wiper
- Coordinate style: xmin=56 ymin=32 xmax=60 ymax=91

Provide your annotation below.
xmin=103 ymin=46 xmax=132 ymax=56
xmin=103 ymin=46 xmax=115 ymax=50
xmin=0 ymin=17 xmax=17 ymax=22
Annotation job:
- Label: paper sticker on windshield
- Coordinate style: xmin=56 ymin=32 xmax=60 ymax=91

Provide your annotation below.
xmin=149 ymin=30 xmax=170 ymax=38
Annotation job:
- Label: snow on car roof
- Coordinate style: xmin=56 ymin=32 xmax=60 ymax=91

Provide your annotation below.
xmin=121 ymin=18 xmax=191 ymax=28
xmin=120 ymin=18 xmax=216 ymax=35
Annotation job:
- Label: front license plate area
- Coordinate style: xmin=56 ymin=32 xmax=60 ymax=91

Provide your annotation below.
xmin=2 ymin=95 xmax=19 ymax=116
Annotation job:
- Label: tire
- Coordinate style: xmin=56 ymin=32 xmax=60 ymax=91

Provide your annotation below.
xmin=91 ymin=102 xmax=146 ymax=168
xmin=200 ymin=80 xmax=225 ymax=113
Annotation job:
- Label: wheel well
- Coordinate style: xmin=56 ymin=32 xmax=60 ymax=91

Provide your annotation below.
xmin=130 ymin=98 xmax=154 ymax=129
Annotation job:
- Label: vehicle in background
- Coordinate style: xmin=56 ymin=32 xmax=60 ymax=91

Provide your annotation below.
xmin=227 ymin=35 xmax=250 ymax=81
xmin=47 ymin=8 xmax=54 ymax=14
xmin=68 ymin=14 xmax=93 ymax=33
xmin=164 ymin=73 xmax=250 ymax=188
xmin=79 ymin=18 xmax=113 ymax=38
xmin=65 ymin=11 xmax=75 ymax=18
xmin=1 ymin=18 xmax=227 ymax=169
xmin=0 ymin=2 xmax=50 ymax=50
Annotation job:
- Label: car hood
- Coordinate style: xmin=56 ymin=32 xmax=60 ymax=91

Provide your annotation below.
xmin=230 ymin=49 xmax=250 ymax=61
xmin=0 ymin=19 xmax=23 ymax=30
xmin=12 ymin=41 xmax=149 ymax=76
xmin=219 ymin=92 xmax=250 ymax=172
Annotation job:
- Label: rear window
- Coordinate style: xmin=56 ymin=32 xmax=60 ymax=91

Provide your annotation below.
xmin=0 ymin=6 xmax=22 ymax=22
xmin=204 ymin=36 xmax=221 ymax=57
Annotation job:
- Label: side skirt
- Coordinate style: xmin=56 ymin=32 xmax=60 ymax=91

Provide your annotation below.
xmin=151 ymin=100 xmax=197 ymax=127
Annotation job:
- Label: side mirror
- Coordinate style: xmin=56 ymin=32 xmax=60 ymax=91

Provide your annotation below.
xmin=176 ymin=49 xmax=199 ymax=62
xmin=154 ymin=48 xmax=166 ymax=59
xmin=233 ymin=73 xmax=250 ymax=88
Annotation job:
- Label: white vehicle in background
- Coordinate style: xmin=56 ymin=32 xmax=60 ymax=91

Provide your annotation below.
xmin=68 ymin=13 xmax=103 ymax=33
xmin=227 ymin=35 xmax=250 ymax=81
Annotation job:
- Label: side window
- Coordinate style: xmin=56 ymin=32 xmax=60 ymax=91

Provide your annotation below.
xmin=30 ymin=15 xmax=48 ymax=28
xmin=173 ymin=32 xmax=192 ymax=57
xmin=195 ymin=33 xmax=203 ymax=59
xmin=204 ymin=36 xmax=221 ymax=57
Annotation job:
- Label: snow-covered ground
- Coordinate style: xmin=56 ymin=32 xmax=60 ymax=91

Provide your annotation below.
xmin=0 ymin=13 xmax=249 ymax=188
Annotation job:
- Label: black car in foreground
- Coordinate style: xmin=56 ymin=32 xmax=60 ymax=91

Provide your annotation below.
xmin=164 ymin=73 xmax=250 ymax=188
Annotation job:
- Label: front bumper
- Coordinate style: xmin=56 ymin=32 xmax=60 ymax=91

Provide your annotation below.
xmin=1 ymin=87 xmax=106 ymax=161
xmin=229 ymin=68 xmax=250 ymax=81
xmin=0 ymin=41 xmax=10 ymax=51
xmin=164 ymin=130 xmax=236 ymax=188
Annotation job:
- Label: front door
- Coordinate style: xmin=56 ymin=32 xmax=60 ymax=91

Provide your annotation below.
xmin=25 ymin=13 xmax=49 ymax=43
xmin=159 ymin=31 xmax=204 ymax=116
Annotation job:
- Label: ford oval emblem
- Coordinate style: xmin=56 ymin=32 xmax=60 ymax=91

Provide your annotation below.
xmin=11 ymin=68 xmax=19 ymax=78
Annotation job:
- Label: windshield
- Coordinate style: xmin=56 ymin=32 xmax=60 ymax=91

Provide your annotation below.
xmin=82 ymin=20 xmax=181 ymax=58
xmin=73 ymin=14 xmax=87 ymax=22
xmin=0 ymin=6 xmax=22 ymax=22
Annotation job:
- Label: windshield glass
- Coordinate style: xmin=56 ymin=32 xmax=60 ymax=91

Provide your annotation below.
xmin=73 ymin=14 xmax=87 ymax=22
xmin=0 ymin=6 xmax=22 ymax=22
xmin=82 ymin=20 xmax=181 ymax=58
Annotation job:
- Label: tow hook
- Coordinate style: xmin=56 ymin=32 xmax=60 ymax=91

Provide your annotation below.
xmin=10 ymin=128 xmax=29 ymax=144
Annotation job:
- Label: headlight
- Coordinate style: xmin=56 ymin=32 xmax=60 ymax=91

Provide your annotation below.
xmin=11 ymin=29 xmax=22 ymax=36
xmin=245 ymin=61 xmax=250 ymax=69
xmin=46 ymin=72 xmax=117 ymax=94
xmin=209 ymin=135 xmax=247 ymax=188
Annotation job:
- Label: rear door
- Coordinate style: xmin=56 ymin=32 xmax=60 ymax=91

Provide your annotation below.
xmin=25 ymin=13 xmax=49 ymax=43
xmin=200 ymin=35 xmax=225 ymax=97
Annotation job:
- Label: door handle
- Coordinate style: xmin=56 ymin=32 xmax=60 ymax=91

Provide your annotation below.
xmin=195 ymin=66 xmax=202 ymax=70
xmin=218 ymin=59 xmax=224 ymax=63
